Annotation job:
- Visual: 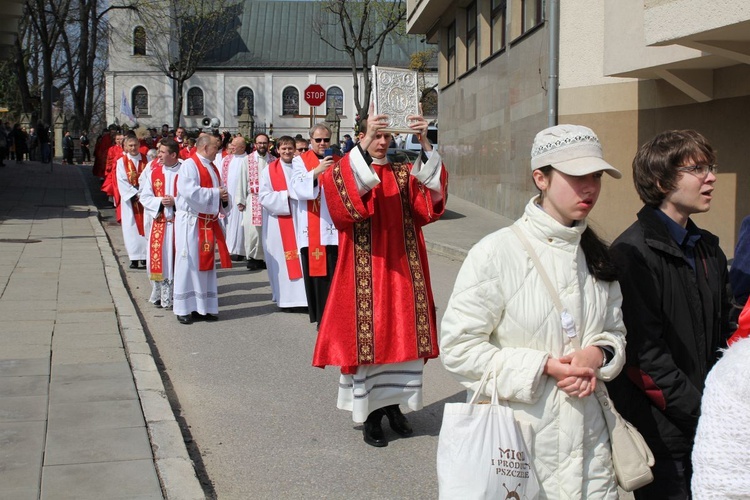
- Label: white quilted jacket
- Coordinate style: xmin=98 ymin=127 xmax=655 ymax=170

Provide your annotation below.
xmin=440 ymin=198 xmax=626 ymax=499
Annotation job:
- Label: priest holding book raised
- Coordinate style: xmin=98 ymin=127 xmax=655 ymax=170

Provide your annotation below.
xmin=312 ymin=105 xmax=448 ymax=447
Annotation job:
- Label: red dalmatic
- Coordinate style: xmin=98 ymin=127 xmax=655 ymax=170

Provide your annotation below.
xmin=312 ymin=153 xmax=448 ymax=374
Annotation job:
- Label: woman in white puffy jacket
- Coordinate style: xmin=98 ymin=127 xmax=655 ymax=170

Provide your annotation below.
xmin=440 ymin=124 xmax=627 ymax=499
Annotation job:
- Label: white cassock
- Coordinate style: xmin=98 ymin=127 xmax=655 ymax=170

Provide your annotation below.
xmin=235 ymin=150 xmax=275 ymax=260
xmin=116 ymin=153 xmax=147 ymax=260
xmin=258 ymin=160 xmax=307 ymax=308
xmin=139 ymin=160 xmax=181 ymax=307
xmin=220 ymin=153 xmax=246 ymax=255
xmin=289 ymin=155 xmax=339 ymax=250
xmin=173 ymin=154 xmax=231 ymax=316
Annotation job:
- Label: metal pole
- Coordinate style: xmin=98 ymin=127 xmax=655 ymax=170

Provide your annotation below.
xmin=547 ymin=0 xmax=560 ymax=127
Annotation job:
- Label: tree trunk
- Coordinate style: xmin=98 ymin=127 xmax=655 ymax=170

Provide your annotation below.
xmin=173 ymin=79 xmax=183 ymax=130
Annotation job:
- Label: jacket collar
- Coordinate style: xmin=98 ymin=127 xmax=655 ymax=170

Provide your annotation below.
xmin=520 ymin=196 xmax=587 ymax=251
xmin=636 ymin=205 xmax=718 ymax=257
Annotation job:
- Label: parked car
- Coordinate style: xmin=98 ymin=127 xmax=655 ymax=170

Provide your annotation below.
xmin=403 ymin=125 xmax=438 ymax=152
xmin=387 ymin=148 xmax=420 ymax=164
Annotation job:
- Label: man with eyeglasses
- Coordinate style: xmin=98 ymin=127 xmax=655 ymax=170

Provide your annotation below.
xmin=236 ymin=133 xmax=276 ymax=271
xmin=294 ymin=138 xmax=309 ymax=157
xmin=290 ymin=123 xmax=340 ymax=326
xmin=608 ymin=130 xmax=731 ymax=499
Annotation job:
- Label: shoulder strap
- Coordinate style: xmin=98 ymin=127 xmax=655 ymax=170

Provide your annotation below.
xmin=510 ymin=224 xmax=583 ymax=350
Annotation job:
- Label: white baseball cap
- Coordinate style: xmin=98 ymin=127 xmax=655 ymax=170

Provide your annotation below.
xmin=530 ymin=124 xmax=622 ymax=179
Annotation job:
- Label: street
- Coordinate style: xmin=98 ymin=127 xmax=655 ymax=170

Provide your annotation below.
xmin=91 ymin=168 xmax=467 ymax=499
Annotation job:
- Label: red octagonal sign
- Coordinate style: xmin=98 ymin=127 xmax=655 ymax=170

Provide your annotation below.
xmin=304 ymin=84 xmax=326 ymax=107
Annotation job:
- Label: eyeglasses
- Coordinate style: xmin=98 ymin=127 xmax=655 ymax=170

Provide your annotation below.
xmin=676 ymin=164 xmax=718 ymax=179
xmin=312 ymin=137 xmax=331 ymax=143
xmin=296 ymin=147 xmax=309 ymax=152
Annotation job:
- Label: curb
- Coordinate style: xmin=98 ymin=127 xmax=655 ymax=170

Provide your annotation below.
xmin=79 ymin=170 xmax=205 ymax=500
xmin=424 ymin=240 xmax=468 ymax=262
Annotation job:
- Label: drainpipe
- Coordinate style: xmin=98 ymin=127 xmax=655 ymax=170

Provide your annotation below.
xmin=547 ymin=0 xmax=560 ymax=127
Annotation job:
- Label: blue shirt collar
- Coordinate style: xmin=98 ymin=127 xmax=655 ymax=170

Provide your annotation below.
xmin=652 ymin=207 xmax=702 ymax=250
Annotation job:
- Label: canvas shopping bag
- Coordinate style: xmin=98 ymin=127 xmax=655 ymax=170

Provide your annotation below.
xmin=437 ymin=368 xmax=540 ymax=500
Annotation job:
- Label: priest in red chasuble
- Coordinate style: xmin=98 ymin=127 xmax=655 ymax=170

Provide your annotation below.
xmin=313 ymin=109 xmax=448 ymax=447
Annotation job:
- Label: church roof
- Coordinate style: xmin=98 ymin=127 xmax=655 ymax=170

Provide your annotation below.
xmin=200 ymin=0 xmax=435 ymax=70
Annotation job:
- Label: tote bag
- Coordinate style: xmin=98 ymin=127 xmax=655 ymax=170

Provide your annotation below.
xmin=437 ymin=367 xmax=540 ymax=500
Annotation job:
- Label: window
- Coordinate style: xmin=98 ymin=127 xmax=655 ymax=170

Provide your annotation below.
xmin=282 ymin=86 xmax=299 ymax=115
xmin=133 ymin=26 xmax=146 ymax=56
xmin=447 ymin=22 xmax=456 ymax=84
xmin=326 ymin=86 xmax=344 ymax=116
xmin=237 ymin=87 xmax=254 ymax=115
xmin=522 ymin=0 xmax=542 ymax=33
xmin=491 ymin=0 xmax=506 ymax=53
xmin=187 ymin=87 xmax=204 ymax=116
xmin=421 ymin=89 xmax=438 ymax=117
xmin=466 ymin=2 xmax=477 ymax=70
xmin=132 ymin=86 xmax=148 ymax=117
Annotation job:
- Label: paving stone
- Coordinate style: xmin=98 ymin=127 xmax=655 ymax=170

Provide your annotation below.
xmin=49 ymin=377 xmax=136 ymax=404
xmin=55 ymin=311 xmax=116 ymax=324
xmin=0 ymin=421 xmax=45 ymax=492
xmin=0 ymin=486 xmax=38 ymax=500
xmin=0 ymin=396 xmax=47 ymax=422
xmin=132 ymin=369 xmax=164 ymax=392
xmin=0 ymin=320 xmax=54 ymax=335
xmin=0 ymin=331 xmax=52 ymax=346
xmin=48 ymin=399 xmax=144 ymax=432
xmin=148 ymin=421 xmax=188 ymax=461
xmin=139 ymin=390 xmax=175 ymax=423
xmin=52 ymin=333 xmax=123 ymax=349
xmin=40 ymin=460 xmax=162 ymax=500
xmin=0 ymin=358 xmax=50 ymax=377
xmin=0 ymin=345 xmax=53 ymax=360
xmin=51 ymin=361 xmax=132 ymax=382
xmin=53 ymin=320 xmax=117 ymax=336
xmin=0 ymin=375 xmax=48 ymax=397
xmin=44 ymin=426 xmax=153 ymax=466
xmin=155 ymin=457 xmax=205 ymax=500
xmin=51 ymin=346 xmax=127 ymax=365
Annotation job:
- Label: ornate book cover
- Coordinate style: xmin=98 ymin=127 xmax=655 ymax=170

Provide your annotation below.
xmin=371 ymin=66 xmax=420 ymax=133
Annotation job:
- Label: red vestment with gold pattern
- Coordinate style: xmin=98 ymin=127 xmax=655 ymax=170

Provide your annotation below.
xmin=312 ymin=153 xmax=448 ymax=374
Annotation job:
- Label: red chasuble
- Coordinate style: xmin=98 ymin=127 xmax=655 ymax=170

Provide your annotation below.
xmin=190 ymin=153 xmax=232 ymax=272
xmin=268 ymin=159 xmax=303 ymax=280
xmin=312 ymin=152 xmax=448 ymax=374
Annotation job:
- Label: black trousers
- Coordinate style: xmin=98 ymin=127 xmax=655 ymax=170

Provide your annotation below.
xmin=80 ymin=145 xmax=90 ymax=162
xmin=299 ymin=245 xmax=338 ymax=324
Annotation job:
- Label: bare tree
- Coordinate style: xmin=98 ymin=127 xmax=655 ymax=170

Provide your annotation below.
xmin=124 ymin=0 xmax=241 ymax=129
xmin=409 ymin=48 xmax=438 ymax=117
xmin=314 ymin=0 xmax=406 ymax=119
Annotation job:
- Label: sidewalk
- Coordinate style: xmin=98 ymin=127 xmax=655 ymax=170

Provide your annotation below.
xmin=0 ymin=160 xmax=202 ymax=500
xmin=0 ymin=158 xmax=511 ymax=499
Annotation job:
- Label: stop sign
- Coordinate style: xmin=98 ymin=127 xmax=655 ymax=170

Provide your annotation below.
xmin=304 ymin=84 xmax=326 ymax=107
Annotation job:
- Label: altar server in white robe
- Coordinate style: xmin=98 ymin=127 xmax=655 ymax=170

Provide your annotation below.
xmin=235 ymin=133 xmax=276 ymax=270
xmin=116 ymin=135 xmax=148 ymax=269
xmin=139 ymin=139 xmax=181 ymax=310
xmin=258 ymin=136 xmax=307 ymax=309
xmin=173 ymin=134 xmax=233 ymax=325
xmin=220 ymin=136 xmax=246 ymax=258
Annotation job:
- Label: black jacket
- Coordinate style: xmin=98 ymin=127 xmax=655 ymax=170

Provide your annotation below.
xmin=608 ymin=206 xmax=731 ymax=458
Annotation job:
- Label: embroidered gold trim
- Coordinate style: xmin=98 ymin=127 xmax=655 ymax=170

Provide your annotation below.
xmin=353 ymin=218 xmax=374 ymax=364
xmin=393 ymin=164 xmax=433 ymax=356
xmin=332 ymin=162 xmax=362 ymax=221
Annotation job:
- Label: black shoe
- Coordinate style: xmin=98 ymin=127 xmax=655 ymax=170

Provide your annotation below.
xmin=129 ymin=260 xmax=139 ymax=269
xmin=140 ymin=260 xmax=147 ymax=268
xmin=246 ymin=258 xmax=265 ymax=271
xmin=177 ymin=315 xmax=193 ymax=325
xmin=383 ymin=405 xmax=413 ymax=436
xmin=191 ymin=311 xmax=204 ymax=320
xmin=363 ymin=409 xmax=388 ymax=447
xmin=154 ymin=300 xmax=162 ymax=308
xmin=204 ymin=313 xmax=218 ymax=322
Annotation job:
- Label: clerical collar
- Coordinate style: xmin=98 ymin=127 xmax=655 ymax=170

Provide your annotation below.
xmin=196 ymin=153 xmax=211 ymax=164
xmin=372 ymin=156 xmax=389 ymax=165
xmin=234 ymin=152 xmax=247 ymax=158
xmin=126 ymin=153 xmax=140 ymax=160
xmin=163 ymin=161 xmax=179 ymax=169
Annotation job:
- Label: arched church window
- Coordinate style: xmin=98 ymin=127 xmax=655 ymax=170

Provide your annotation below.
xmin=326 ymin=86 xmax=343 ymax=116
xmin=237 ymin=87 xmax=254 ymax=115
xmin=187 ymin=87 xmax=204 ymax=116
xmin=132 ymin=86 xmax=148 ymax=117
xmin=282 ymin=86 xmax=299 ymax=115
xmin=133 ymin=26 xmax=146 ymax=56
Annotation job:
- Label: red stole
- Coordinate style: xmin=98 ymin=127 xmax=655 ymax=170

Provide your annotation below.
xmin=148 ymin=164 xmax=169 ymax=281
xmin=190 ymin=153 xmax=232 ymax=271
xmin=268 ymin=159 xmax=303 ymax=280
xmin=301 ymin=150 xmax=327 ymax=276
xmin=124 ymin=154 xmax=146 ymax=235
